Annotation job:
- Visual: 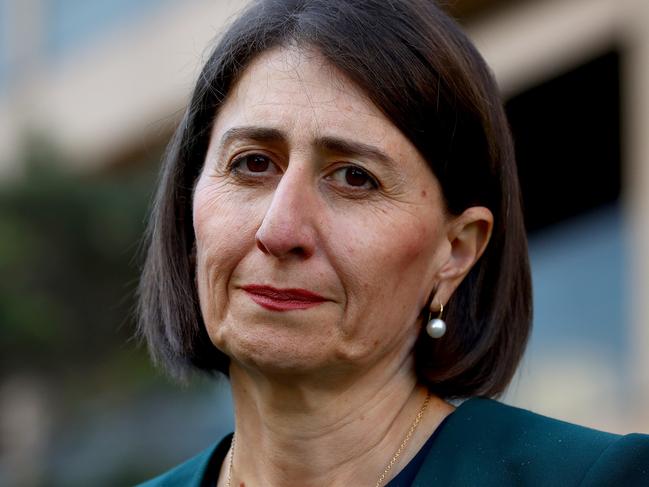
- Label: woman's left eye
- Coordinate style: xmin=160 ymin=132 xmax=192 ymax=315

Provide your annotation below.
xmin=327 ymin=166 xmax=378 ymax=190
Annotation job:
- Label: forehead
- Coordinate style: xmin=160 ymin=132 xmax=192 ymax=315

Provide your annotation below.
xmin=227 ymin=46 xmax=380 ymax=123
xmin=210 ymin=46 xmax=420 ymax=163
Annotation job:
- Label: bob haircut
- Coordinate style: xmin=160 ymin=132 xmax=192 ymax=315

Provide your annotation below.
xmin=137 ymin=0 xmax=532 ymax=399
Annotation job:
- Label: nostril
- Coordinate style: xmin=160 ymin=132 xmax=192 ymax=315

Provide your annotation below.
xmin=256 ymin=237 xmax=269 ymax=254
xmin=256 ymin=234 xmax=309 ymax=258
xmin=255 ymin=204 xmax=316 ymax=259
xmin=291 ymin=247 xmax=307 ymax=257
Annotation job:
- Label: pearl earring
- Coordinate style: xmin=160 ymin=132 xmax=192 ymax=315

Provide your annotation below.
xmin=426 ymin=303 xmax=446 ymax=339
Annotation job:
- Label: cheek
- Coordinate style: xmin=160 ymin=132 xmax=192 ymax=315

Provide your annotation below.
xmin=339 ymin=211 xmax=440 ymax=272
xmin=327 ymin=209 xmax=444 ymax=361
xmin=331 ymin=208 xmax=445 ymax=312
xmin=193 ymin=179 xmax=259 ymax=253
xmin=192 ymin=180 xmax=261 ymax=302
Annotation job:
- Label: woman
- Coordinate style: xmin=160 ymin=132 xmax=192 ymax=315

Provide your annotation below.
xmin=136 ymin=0 xmax=649 ymax=485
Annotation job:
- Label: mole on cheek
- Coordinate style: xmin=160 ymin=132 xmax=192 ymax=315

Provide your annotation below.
xmin=421 ymin=190 xmax=427 ymax=197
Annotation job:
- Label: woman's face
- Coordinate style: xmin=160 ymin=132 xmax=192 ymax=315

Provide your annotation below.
xmin=193 ymin=47 xmax=453 ymax=378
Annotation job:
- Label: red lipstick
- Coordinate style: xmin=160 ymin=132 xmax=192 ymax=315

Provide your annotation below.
xmin=241 ymin=285 xmax=327 ymax=311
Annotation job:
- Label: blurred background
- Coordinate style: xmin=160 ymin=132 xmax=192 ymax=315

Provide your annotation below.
xmin=1 ymin=0 xmax=648 ymax=485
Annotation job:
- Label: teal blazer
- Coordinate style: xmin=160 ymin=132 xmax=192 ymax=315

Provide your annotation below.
xmin=137 ymin=398 xmax=649 ymax=486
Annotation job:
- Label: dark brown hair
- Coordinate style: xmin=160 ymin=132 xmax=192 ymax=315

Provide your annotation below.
xmin=137 ymin=0 xmax=532 ymax=398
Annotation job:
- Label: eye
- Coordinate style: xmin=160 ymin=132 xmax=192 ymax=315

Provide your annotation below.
xmin=230 ymin=154 xmax=279 ymax=175
xmin=327 ymin=166 xmax=378 ymax=190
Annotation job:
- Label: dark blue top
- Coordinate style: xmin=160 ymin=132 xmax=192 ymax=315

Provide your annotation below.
xmin=137 ymin=397 xmax=649 ymax=486
xmin=385 ymin=412 xmax=449 ymax=486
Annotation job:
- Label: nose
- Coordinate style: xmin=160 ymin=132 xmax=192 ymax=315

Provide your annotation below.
xmin=255 ymin=166 xmax=318 ymax=260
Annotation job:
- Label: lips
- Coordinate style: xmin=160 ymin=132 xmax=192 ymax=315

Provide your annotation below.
xmin=241 ymin=285 xmax=327 ymax=311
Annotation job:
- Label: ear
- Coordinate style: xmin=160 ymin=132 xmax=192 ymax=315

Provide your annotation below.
xmin=433 ymin=206 xmax=493 ymax=306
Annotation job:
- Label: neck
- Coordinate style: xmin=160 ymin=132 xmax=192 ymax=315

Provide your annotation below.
xmin=220 ymin=357 xmax=453 ymax=487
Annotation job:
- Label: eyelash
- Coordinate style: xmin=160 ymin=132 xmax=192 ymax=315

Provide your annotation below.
xmin=227 ymin=153 xmax=380 ymax=192
xmin=325 ymin=165 xmax=379 ymax=191
xmin=229 ymin=153 xmax=278 ymax=177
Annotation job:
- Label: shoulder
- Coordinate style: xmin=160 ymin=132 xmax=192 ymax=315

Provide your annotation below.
xmin=580 ymin=432 xmax=649 ymax=486
xmin=414 ymin=398 xmax=649 ymax=486
xmin=136 ymin=434 xmax=232 ymax=487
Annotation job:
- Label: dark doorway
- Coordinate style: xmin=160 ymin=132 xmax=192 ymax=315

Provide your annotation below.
xmin=505 ymin=50 xmax=622 ymax=234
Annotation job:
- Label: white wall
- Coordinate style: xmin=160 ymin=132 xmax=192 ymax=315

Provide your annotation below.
xmin=0 ymin=0 xmax=251 ymax=176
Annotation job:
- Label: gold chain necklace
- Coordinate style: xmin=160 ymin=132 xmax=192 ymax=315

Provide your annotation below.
xmin=225 ymin=391 xmax=431 ymax=487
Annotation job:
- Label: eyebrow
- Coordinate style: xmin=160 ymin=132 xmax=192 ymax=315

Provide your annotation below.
xmin=218 ymin=125 xmax=399 ymax=171
xmin=315 ymin=136 xmax=399 ymax=171
xmin=219 ymin=126 xmax=285 ymax=148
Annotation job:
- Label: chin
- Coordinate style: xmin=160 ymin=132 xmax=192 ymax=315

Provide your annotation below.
xmin=209 ymin=316 xmax=338 ymax=377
